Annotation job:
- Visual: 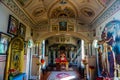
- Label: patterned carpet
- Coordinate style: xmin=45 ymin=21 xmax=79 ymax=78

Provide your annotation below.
xmin=47 ymin=71 xmax=80 ymax=80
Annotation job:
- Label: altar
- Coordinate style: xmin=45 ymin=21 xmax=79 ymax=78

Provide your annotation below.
xmin=55 ymin=53 xmax=69 ymax=70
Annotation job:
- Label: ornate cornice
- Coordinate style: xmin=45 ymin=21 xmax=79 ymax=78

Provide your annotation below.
xmin=93 ymin=0 xmax=120 ymax=27
xmin=1 ymin=0 xmax=33 ymax=26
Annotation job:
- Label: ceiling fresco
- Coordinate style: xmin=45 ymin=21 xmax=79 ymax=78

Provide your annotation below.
xmin=13 ymin=0 xmax=116 ymax=25
xmin=51 ymin=7 xmax=75 ymax=18
xmin=1 ymin=0 xmax=116 ymax=42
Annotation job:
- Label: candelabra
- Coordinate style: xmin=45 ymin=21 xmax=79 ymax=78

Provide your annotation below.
xmin=82 ymin=59 xmax=88 ymax=79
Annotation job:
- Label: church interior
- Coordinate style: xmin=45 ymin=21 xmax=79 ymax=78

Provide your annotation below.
xmin=0 ymin=0 xmax=120 ymax=80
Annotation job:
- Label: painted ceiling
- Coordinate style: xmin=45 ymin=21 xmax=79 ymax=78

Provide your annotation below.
xmin=14 ymin=0 xmax=116 ymax=26
xmin=1 ymin=0 xmax=117 ymax=43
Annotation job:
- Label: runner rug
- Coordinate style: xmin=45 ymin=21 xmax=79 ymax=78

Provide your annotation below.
xmin=47 ymin=71 xmax=79 ymax=80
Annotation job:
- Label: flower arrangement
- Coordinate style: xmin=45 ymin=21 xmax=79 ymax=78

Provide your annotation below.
xmin=41 ymin=59 xmax=45 ymax=65
xmin=82 ymin=59 xmax=88 ymax=65
xmin=8 ymin=68 xmax=16 ymax=76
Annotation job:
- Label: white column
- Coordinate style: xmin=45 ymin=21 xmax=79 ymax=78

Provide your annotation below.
xmin=53 ymin=50 xmax=56 ymax=64
xmin=88 ymin=43 xmax=92 ymax=56
xmin=81 ymin=40 xmax=85 ymax=60
xmin=26 ymin=48 xmax=33 ymax=80
xmin=69 ymin=50 xmax=73 ymax=63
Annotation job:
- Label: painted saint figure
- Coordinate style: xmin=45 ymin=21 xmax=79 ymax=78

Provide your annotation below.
xmin=98 ymin=31 xmax=109 ymax=75
xmin=98 ymin=27 xmax=116 ymax=77
xmin=97 ymin=46 xmax=103 ymax=74
xmin=107 ymin=46 xmax=116 ymax=77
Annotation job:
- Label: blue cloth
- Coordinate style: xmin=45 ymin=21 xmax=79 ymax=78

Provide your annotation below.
xmin=13 ymin=73 xmax=26 ymax=80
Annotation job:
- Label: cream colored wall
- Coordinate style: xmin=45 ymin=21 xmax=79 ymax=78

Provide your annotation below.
xmin=0 ymin=4 xmax=11 ymax=33
xmin=31 ymin=56 xmax=39 ymax=77
xmin=0 ymin=3 xmax=32 ymax=80
xmin=0 ymin=4 xmax=12 ymax=80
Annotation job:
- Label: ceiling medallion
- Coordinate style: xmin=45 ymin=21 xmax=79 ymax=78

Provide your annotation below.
xmin=32 ymin=7 xmax=45 ymax=17
xmin=80 ymin=7 xmax=95 ymax=17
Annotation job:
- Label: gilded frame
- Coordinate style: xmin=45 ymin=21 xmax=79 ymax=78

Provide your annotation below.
xmin=19 ymin=23 xmax=26 ymax=40
xmin=7 ymin=15 xmax=19 ymax=35
xmin=0 ymin=32 xmax=11 ymax=55
xmin=52 ymin=25 xmax=58 ymax=32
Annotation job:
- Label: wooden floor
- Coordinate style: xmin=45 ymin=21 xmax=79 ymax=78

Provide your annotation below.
xmin=40 ymin=65 xmax=83 ymax=80
xmin=40 ymin=71 xmax=51 ymax=80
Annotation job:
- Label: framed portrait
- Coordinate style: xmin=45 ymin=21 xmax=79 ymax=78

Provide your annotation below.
xmin=19 ymin=23 xmax=26 ymax=39
xmin=68 ymin=25 xmax=74 ymax=31
xmin=52 ymin=25 xmax=58 ymax=32
xmin=0 ymin=32 xmax=12 ymax=55
xmin=7 ymin=15 xmax=19 ymax=35
xmin=59 ymin=21 xmax=67 ymax=31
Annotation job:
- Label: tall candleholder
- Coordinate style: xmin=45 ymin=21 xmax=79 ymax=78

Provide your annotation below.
xmin=82 ymin=59 xmax=88 ymax=79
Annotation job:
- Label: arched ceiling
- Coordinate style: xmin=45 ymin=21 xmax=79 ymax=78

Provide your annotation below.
xmin=2 ymin=0 xmax=116 ymax=43
xmin=14 ymin=0 xmax=116 ymax=25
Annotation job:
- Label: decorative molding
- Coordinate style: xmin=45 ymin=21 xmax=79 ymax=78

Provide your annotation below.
xmin=1 ymin=0 xmax=33 ymax=26
xmin=93 ymin=0 xmax=120 ymax=27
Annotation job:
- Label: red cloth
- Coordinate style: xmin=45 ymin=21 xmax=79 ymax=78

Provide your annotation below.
xmin=60 ymin=58 xmax=67 ymax=62
xmin=103 ymin=77 xmax=112 ymax=80
xmin=55 ymin=58 xmax=67 ymax=63
xmin=96 ymin=77 xmax=112 ymax=80
xmin=55 ymin=58 xmax=60 ymax=63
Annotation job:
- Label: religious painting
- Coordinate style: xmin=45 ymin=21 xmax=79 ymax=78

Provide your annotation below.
xmin=97 ymin=20 xmax=120 ymax=77
xmin=81 ymin=7 xmax=95 ymax=17
xmin=59 ymin=21 xmax=67 ymax=31
xmin=0 ymin=32 xmax=11 ymax=54
xmin=19 ymin=23 xmax=26 ymax=40
xmin=68 ymin=25 xmax=74 ymax=31
xmin=7 ymin=37 xmax=24 ymax=77
xmin=52 ymin=25 xmax=58 ymax=32
xmin=105 ymin=20 xmax=120 ymax=65
xmin=7 ymin=15 xmax=19 ymax=35
xmin=11 ymin=50 xmax=21 ymax=71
